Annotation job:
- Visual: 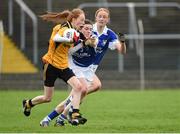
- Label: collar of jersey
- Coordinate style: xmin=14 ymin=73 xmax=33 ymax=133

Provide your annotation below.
xmin=67 ymin=21 xmax=73 ymax=29
xmin=93 ymin=23 xmax=108 ymax=36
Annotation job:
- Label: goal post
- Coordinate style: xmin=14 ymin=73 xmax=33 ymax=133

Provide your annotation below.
xmin=0 ymin=20 xmax=4 ymax=78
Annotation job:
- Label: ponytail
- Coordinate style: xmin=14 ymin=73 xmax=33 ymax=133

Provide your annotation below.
xmin=40 ymin=8 xmax=84 ymax=24
xmin=39 ymin=10 xmax=72 ymax=24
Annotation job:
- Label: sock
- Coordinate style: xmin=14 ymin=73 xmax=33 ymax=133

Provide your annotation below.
xmin=47 ymin=110 xmax=59 ymax=121
xmin=43 ymin=116 xmax=51 ymax=122
xmin=64 ymin=95 xmax=73 ymax=108
xmin=28 ymin=99 xmax=34 ymax=107
xmin=26 ymin=99 xmax=34 ymax=108
xmin=72 ymin=109 xmax=79 ymax=113
xmin=69 ymin=105 xmax=73 ymax=113
xmin=57 ymin=114 xmax=67 ymax=122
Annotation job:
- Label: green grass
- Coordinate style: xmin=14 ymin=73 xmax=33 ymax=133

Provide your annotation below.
xmin=0 ymin=89 xmax=180 ymax=133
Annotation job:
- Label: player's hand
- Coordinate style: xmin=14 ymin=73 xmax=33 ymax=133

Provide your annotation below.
xmin=121 ymin=43 xmax=126 ymax=54
xmin=118 ymin=33 xmax=126 ymax=54
xmin=118 ymin=33 xmax=126 ymax=43
xmin=84 ymin=35 xmax=98 ymax=47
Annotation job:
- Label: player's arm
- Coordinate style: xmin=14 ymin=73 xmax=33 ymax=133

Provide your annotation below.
xmin=84 ymin=35 xmax=98 ymax=48
xmin=69 ymin=37 xmax=98 ymax=55
xmin=69 ymin=41 xmax=83 ymax=54
xmin=108 ymin=31 xmax=126 ymax=54
xmin=53 ymin=28 xmax=75 ymax=43
xmin=112 ymin=33 xmax=126 ymax=54
xmin=69 ymin=32 xmax=85 ymax=54
xmin=117 ymin=33 xmax=126 ymax=54
xmin=114 ymin=41 xmax=126 ymax=55
xmin=53 ymin=34 xmax=73 ymax=43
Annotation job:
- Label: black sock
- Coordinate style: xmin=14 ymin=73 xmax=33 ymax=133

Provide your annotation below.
xmin=72 ymin=109 xmax=79 ymax=113
xmin=29 ymin=99 xmax=34 ymax=107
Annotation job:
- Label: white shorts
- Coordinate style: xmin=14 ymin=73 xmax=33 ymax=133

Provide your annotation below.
xmin=69 ymin=56 xmax=97 ymax=82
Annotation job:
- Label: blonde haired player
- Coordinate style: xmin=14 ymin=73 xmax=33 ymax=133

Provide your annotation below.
xmin=22 ymin=8 xmax=87 ymax=126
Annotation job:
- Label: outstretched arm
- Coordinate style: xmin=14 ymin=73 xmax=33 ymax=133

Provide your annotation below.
xmin=69 ymin=41 xmax=83 ymax=54
xmin=116 ymin=33 xmax=126 ymax=54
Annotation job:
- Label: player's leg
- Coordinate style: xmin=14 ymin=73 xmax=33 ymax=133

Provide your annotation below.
xmin=23 ymin=64 xmax=58 ymax=117
xmin=54 ymin=102 xmax=72 ymax=126
xmin=53 ymin=74 xmax=100 ymax=126
xmin=66 ymin=76 xmax=88 ymax=125
xmin=40 ymin=93 xmax=73 ymax=127
xmin=87 ymin=74 xmax=102 ymax=95
xmin=41 ymin=77 xmax=87 ymax=126
xmin=55 ymin=78 xmax=88 ymax=126
xmin=23 ymin=86 xmax=54 ymax=117
xmin=40 ymin=69 xmax=87 ymax=126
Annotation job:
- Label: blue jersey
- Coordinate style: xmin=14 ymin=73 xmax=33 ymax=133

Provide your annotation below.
xmin=71 ymin=45 xmax=96 ymax=67
xmin=71 ymin=32 xmax=97 ymax=67
xmin=71 ymin=24 xmax=118 ymax=68
xmin=92 ymin=23 xmax=118 ymax=65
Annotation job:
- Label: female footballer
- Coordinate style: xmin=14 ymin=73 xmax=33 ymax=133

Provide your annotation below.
xmin=22 ymin=8 xmax=87 ymax=126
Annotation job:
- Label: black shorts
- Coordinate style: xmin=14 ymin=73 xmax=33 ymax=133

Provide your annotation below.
xmin=43 ymin=64 xmax=75 ymax=87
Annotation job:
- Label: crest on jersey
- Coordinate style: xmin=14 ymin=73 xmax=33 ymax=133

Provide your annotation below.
xmin=102 ymin=40 xmax=107 ymax=46
xmin=63 ymin=28 xmax=79 ymax=41
xmin=63 ymin=29 xmax=74 ymax=39
xmin=66 ymin=31 xmax=71 ymax=39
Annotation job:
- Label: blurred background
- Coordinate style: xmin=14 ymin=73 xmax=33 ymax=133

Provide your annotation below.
xmin=0 ymin=0 xmax=180 ymax=90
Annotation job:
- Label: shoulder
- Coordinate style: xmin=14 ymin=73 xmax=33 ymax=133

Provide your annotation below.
xmin=61 ymin=21 xmax=73 ymax=29
xmin=59 ymin=21 xmax=74 ymax=34
xmin=53 ymin=24 xmax=61 ymax=31
xmin=107 ymin=28 xmax=118 ymax=39
xmin=107 ymin=28 xmax=116 ymax=36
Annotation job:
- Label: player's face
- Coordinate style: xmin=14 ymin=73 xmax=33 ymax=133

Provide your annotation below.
xmin=72 ymin=13 xmax=85 ymax=30
xmin=81 ymin=24 xmax=93 ymax=38
xmin=95 ymin=11 xmax=109 ymax=27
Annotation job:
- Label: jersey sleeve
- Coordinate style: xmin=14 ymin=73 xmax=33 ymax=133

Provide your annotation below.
xmin=54 ymin=28 xmax=80 ymax=45
xmin=108 ymin=30 xmax=119 ymax=50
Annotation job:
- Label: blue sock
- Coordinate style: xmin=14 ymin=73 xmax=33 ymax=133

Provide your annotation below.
xmin=58 ymin=114 xmax=67 ymax=122
xmin=61 ymin=114 xmax=67 ymax=119
xmin=64 ymin=96 xmax=73 ymax=107
xmin=47 ymin=110 xmax=59 ymax=120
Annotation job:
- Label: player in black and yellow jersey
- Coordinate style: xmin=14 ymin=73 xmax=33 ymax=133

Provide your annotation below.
xmin=22 ymin=8 xmax=87 ymax=126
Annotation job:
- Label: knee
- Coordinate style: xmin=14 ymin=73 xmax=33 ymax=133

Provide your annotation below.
xmin=75 ymin=83 xmax=83 ymax=91
xmin=94 ymin=81 xmax=102 ymax=92
xmin=75 ymin=83 xmax=88 ymax=94
xmin=81 ymin=86 xmax=88 ymax=95
xmin=43 ymin=96 xmax=52 ymax=103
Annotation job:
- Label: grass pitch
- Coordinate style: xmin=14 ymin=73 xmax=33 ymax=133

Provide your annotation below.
xmin=0 ymin=89 xmax=180 ymax=133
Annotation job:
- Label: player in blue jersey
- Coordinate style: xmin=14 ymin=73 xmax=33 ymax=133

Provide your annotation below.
xmin=40 ymin=8 xmax=126 ymax=126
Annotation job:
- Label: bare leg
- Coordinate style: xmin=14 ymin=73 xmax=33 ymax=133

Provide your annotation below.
xmin=87 ymin=74 xmax=102 ymax=95
xmin=23 ymin=86 xmax=54 ymax=117
xmin=31 ymin=86 xmax=54 ymax=105
xmin=67 ymin=76 xmax=83 ymax=109
xmin=59 ymin=78 xmax=88 ymax=115
xmin=59 ymin=75 xmax=101 ymax=116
